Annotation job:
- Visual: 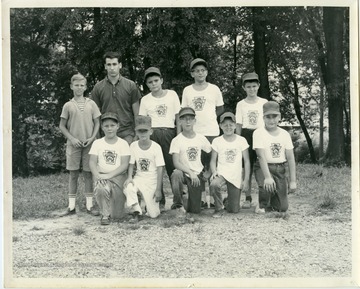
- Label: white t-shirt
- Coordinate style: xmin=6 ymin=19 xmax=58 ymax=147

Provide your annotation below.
xmin=129 ymin=141 xmax=165 ymax=185
xmin=139 ymin=90 xmax=181 ymax=128
xmin=89 ymin=137 xmax=130 ymax=173
xmin=212 ymin=135 xmax=249 ymax=188
xmin=253 ymin=127 xmax=294 ymax=163
xmin=181 ymin=83 xmax=224 ymax=136
xmin=235 ymin=97 xmax=268 ymax=129
xmin=169 ymin=133 xmax=212 ymax=175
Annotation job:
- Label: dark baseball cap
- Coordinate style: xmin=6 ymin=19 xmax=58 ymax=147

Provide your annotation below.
xmin=135 ymin=115 xmax=152 ymax=130
xmin=263 ymin=101 xmax=281 ymax=115
xmin=179 ymin=107 xmax=196 ymax=118
xmin=101 ymin=112 xmax=118 ymax=122
xmin=190 ymin=58 xmax=207 ymax=70
xmin=242 ymin=72 xmax=259 ymax=85
xmin=220 ymin=112 xmax=236 ymax=123
xmin=144 ymin=67 xmax=162 ymax=81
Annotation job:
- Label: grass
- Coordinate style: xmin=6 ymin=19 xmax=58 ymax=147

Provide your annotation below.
xmin=12 ymin=164 xmax=352 ymax=220
xmin=73 ymin=226 xmax=86 ymax=236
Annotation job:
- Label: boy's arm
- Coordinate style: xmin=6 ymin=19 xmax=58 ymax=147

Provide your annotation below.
xmin=59 ymin=118 xmax=83 ymax=147
xmin=172 ymin=153 xmax=200 ymax=187
xmin=216 ymin=105 xmax=224 ymax=117
xmin=209 ymin=150 xmax=218 ymax=180
xmin=89 ymin=154 xmax=101 ymax=181
xmin=99 ymin=155 xmax=130 ymax=180
xmin=83 ymin=117 xmax=100 ymax=147
xmin=123 ymin=163 xmax=135 ymax=188
xmin=255 ymin=148 xmax=276 ymax=193
xmin=132 ymin=101 xmax=140 ymax=117
xmin=154 ymin=166 xmax=164 ymax=202
xmin=241 ymin=148 xmax=251 ymax=192
xmin=236 ymin=123 xmax=242 ymax=136
xmin=285 ymin=149 xmax=297 ymax=193
xmin=175 ymin=113 xmax=181 ymax=135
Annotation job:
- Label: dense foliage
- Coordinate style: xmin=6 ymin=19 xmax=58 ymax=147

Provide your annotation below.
xmin=10 ymin=7 xmax=350 ymax=176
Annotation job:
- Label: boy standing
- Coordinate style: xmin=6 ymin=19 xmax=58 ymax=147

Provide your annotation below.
xmin=210 ymin=112 xmax=251 ymax=217
xmin=139 ymin=67 xmax=181 ymax=210
xmin=89 ymin=112 xmax=131 ymax=225
xmin=235 ymin=72 xmax=268 ymax=208
xmin=169 ymin=107 xmax=212 ymax=214
xmin=181 ymin=58 xmax=224 ymax=207
xmin=253 ymin=101 xmax=296 ymax=213
xmin=59 ymin=73 xmax=101 ymax=217
xmin=123 ymin=116 xmax=165 ymax=222
xmin=91 ymin=51 xmax=141 ymax=144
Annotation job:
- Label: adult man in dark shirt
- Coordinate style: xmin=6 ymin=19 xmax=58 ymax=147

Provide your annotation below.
xmin=91 ymin=51 xmax=141 ymax=144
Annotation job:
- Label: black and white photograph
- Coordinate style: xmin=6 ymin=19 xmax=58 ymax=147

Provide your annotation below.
xmin=2 ymin=0 xmax=359 ymax=288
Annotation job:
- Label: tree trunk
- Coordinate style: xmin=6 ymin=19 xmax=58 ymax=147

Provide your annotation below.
xmin=323 ymin=7 xmax=345 ymax=165
xmin=233 ymin=34 xmax=237 ymax=87
xmin=319 ymin=78 xmax=324 ymax=160
xmin=252 ymin=7 xmax=270 ymax=100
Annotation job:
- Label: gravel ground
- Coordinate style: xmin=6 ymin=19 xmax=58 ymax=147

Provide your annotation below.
xmin=12 ymin=192 xmax=352 ymax=281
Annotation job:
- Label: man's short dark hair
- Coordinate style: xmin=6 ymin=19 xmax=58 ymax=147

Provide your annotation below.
xmin=103 ymin=51 xmax=121 ymax=63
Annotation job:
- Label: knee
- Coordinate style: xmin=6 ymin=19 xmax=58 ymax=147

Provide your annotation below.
xmin=171 ymin=169 xmax=183 ymax=183
xmin=210 ymin=177 xmax=223 ymax=190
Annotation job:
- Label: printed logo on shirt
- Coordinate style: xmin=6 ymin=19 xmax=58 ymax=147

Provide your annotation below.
xmin=186 ymin=147 xmax=199 ymax=161
xmin=225 ymin=149 xmax=237 ymax=163
xmin=270 ymin=143 xmax=282 ymax=158
xmin=138 ymin=158 xmax=151 ymax=171
xmin=247 ymin=110 xmax=259 ymax=125
xmin=192 ymin=96 xmax=206 ymax=111
xmin=155 ymin=104 xmax=167 ymax=117
xmin=103 ymin=150 xmax=117 ymax=165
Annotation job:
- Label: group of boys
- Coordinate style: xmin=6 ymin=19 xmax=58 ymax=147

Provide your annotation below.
xmin=59 ymin=52 xmax=297 ymax=225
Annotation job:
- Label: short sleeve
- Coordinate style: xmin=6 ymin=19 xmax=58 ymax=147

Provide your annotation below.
xmin=240 ymin=136 xmax=249 ymax=151
xmin=235 ymin=101 xmax=243 ymax=124
xmin=252 ymin=129 xmax=263 ymax=149
xmin=130 ymin=82 xmax=141 ymax=105
xmin=138 ymin=97 xmax=147 ymax=116
xmin=154 ymin=144 xmax=165 ymax=167
xmin=89 ymin=139 xmax=99 ymax=155
xmin=169 ymin=137 xmax=180 ymax=155
xmin=211 ymin=137 xmax=220 ymax=152
xmin=181 ymin=87 xmax=189 ymax=107
xmin=284 ymin=131 xmax=294 ymax=150
xmin=173 ymin=91 xmax=181 ymax=113
xmin=60 ymin=103 xmax=69 ymax=120
xmin=90 ymin=100 xmax=101 ymax=119
xmin=119 ymin=140 xmax=131 ymax=156
xmin=215 ymin=85 xmax=224 ymax=106
xmin=129 ymin=143 xmax=136 ymax=164
xmin=201 ymin=135 xmax=212 ymax=153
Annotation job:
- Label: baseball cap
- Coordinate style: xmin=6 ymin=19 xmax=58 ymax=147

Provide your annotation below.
xmin=135 ymin=115 xmax=152 ymax=130
xmin=220 ymin=112 xmax=236 ymax=123
xmin=242 ymin=72 xmax=259 ymax=84
xmin=263 ymin=101 xmax=281 ymax=115
xmin=179 ymin=107 xmax=196 ymax=118
xmin=101 ymin=112 xmax=118 ymax=122
xmin=190 ymin=58 xmax=207 ymax=70
xmin=144 ymin=67 xmax=162 ymax=81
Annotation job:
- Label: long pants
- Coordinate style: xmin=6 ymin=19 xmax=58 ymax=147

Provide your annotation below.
xmin=241 ymin=128 xmax=257 ymax=197
xmin=171 ymin=169 xmax=205 ymax=214
xmin=254 ymin=161 xmax=288 ymax=212
xmin=94 ymin=174 xmax=127 ymax=219
xmin=151 ymin=128 xmax=176 ymax=205
xmin=123 ymin=182 xmax=160 ymax=218
xmin=210 ymin=175 xmax=241 ymax=213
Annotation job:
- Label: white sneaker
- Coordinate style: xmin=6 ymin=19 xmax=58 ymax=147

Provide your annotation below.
xmin=242 ymin=200 xmax=251 ymax=209
xmin=255 ymin=205 xmax=265 ymax=214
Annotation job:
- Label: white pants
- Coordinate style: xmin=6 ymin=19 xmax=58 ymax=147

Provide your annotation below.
xmin=123 ymin=180 xmax=160 ymax=218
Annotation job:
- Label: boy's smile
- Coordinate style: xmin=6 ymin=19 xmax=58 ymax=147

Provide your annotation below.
xmin=71 ymin=80 xmax=86 ymax=97
xmin=220 ymin=120 xmax=236 ymax=135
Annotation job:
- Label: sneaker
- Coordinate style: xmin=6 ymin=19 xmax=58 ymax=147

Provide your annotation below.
xmin=185 ymin=213 xmax=195 ymax=223
xmin=177 ymin=206 xmax=186 ymax=214
xmin=100 ymin=216 xmax=111 ymax=225
xmin=213 ymin=210 xmax=225 ymax=218
xmin=87 ymin=207 xmax=100 ymax=216
xmin=59 ymin=208 xmax=76 ymax=217
xmin=255 ymin=205 xmax=265 ymax=214
xmin=129 ymin=212 xmax=140 ymax=223
xmin=242 ymin=200 xmax=251 ymax=209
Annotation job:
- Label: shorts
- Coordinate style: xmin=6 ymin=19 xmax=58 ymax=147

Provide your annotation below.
xmin=66 ymin=144 xmax=91 ymax=171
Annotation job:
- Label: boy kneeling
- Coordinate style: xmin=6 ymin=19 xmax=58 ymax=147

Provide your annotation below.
xmin=89 ymin=112 xmax=130 ymax=225
xmin=209 ymin=112 xmax=250 ymax=217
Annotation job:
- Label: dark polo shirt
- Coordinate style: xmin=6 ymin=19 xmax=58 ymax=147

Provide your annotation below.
xmin=91 ymin=76 xmax=141 ymax=137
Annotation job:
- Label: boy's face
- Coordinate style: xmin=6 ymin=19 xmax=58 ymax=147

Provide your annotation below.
xmin=70 ymin=80 xmax=87 ymax=97
xmin=243 ymin=81 xmax=260 ymax=98
xmin=180 ymin=115 xmax=196 ymax=131
xmin=101 ymin=119 xmax=119 ymax=138
xmin=135 ymin=128 xmax=152 ymax=141
xmin=146 ymin=75 xmax=163 ymax=93
xmin=191 ymin=65 xmax=208 ymax=83
xmin=220 ymin=119 xmax=236 ymax=135
xmin=263 ymin=114 xmax=281 ymax=130
xmin=105 ymin=58 xmax=122 ymax=78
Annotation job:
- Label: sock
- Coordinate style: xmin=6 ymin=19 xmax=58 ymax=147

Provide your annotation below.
xmin=86 ymin=197 xmax=93 ymax=210
xmin=69 ymin=198 xmax=76 ymax=210
xmin=246 ymin=196 xmax=252 ymax=203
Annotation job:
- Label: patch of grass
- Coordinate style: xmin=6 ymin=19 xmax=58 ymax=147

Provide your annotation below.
xmin=125 ymin=224 xmax=141 ymax=230
xmin=162 ymin=218 xmax=185 ymax=228
xmin=73 ymin=226 xmax=86 ymax=236
xmin=317 ymin=193 xmax=337 ymax=210
xmin=30 ymin=225 xmax=43 ymax=231
xmin=192 ymin=224 xmax=204 ymax=233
